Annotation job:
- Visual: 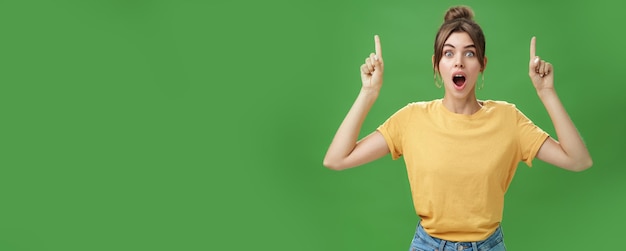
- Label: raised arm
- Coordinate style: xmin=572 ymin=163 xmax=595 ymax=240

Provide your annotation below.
xmin=323 ymin=35 xmax=390 ymax=171
xmin=529 ymin=37 xmax=593 ymax=172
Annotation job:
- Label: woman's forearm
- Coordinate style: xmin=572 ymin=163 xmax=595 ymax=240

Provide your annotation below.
xmin=323 ymin=90 xmax=378 ymax=170
xmin=537 ymin=89 xmax=593 ymax=169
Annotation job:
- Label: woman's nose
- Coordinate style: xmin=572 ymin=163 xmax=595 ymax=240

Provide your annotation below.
xmin=455 ymin=57 xmax=464 ymax=68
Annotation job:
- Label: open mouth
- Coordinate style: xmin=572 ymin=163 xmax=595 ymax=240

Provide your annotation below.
xmin=453 ymin=75 xmax=466 ymax=87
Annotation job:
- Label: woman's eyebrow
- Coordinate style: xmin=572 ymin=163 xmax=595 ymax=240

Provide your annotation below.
xmin=443 ymin=44 xmax=476 ymax=49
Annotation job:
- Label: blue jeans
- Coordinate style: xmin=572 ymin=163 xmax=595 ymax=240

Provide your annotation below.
xmin=409 ymin=223 xmax=506 ymax=251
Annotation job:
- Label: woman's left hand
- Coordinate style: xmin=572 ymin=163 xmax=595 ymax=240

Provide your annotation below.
xmin=529 ymin=36 xmax=554 ymax=92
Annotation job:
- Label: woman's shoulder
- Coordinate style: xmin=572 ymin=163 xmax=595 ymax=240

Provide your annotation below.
xmin=405 ymin=99 xmax=441 ymax=109
xmin=481 ymin=100 xmax=524 ymax=118
xmin=388 ymin=100 xmax=440 ymax=118
xmin=483 ymin=99 xmax=518 ymax=110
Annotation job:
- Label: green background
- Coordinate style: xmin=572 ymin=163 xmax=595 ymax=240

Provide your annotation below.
xmin=1 ymin=0 xmax=624 ymax=250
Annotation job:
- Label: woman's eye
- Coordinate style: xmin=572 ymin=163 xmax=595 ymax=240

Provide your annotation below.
xmin=465 ymin=51 xmax=475 ymax=57
xmin=444 ymin=51 xmax=453 ymax=57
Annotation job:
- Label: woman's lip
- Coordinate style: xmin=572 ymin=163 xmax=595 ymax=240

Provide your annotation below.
xmin=450 ymin=71 xmax=467 ymax=90
xmin=452 ymin=75 xmax=466 ymax=88
xmin=452 ymin=71 xmax=466 ymax=77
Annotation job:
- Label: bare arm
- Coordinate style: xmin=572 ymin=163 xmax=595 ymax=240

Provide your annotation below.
xmin=323 ymin=35 xmax=390 ymax=171
xmin=529 ymin=37 xmax=593 ymax=172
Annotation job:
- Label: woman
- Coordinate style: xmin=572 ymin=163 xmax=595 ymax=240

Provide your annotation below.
xmin=323 ymin=5 xmax=592 ymax=251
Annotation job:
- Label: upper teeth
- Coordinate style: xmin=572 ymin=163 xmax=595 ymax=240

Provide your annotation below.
xmin=455 ymin=75 xmax=463 ymax=77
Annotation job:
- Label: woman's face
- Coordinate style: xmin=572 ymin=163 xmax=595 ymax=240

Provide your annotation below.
xmin=437 ymin=32 xmax=484 ymax=98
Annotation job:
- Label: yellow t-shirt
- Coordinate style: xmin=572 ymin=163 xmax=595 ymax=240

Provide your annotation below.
xmin=377 ymin=99 xmax=549 ymax=241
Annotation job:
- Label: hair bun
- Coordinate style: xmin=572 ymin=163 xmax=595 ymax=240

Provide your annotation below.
xmin=444 ymin=6 xmax=474 ymax=22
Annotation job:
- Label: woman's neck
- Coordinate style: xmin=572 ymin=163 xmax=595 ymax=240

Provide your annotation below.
xmin=442 ymin=94 xmax=483 ymax=115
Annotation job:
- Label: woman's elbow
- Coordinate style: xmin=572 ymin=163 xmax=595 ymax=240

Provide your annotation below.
xmin=323 ymin=158 xmax=345 ymax=171
xmin=569 ymin=157 xmax=593 ymax=172
xmin=580 ymin=157 xmax=593 ymax=171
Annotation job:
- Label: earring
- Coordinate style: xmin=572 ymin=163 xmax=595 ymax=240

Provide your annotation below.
xmin=434 ymin=72 xmax=442 ymax=88
xmin=479 ymin=72 xmax=485 ymax=90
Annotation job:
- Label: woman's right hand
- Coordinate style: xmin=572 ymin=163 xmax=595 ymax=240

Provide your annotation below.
xmin=323 ymin=35 xmax=389 ymax=171
xmin=360 ymin=35 xmax=384 ymax=94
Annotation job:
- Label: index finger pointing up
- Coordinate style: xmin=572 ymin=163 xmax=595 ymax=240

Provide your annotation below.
xmin=375 ymin=35 xmax=382 ymax=60
xmin=530 ymin=36 xmax=536 ymax=59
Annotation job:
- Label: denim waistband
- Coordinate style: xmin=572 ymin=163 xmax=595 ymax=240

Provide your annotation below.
xmin=414 ymin=223 xmax=504 ymax=251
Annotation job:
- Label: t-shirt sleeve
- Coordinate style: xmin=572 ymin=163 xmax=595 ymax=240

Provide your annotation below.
xmin=376 ymin=104 xmax=412 ymax=160
xmin=515 ymin=107 xmax=550 ymax=167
